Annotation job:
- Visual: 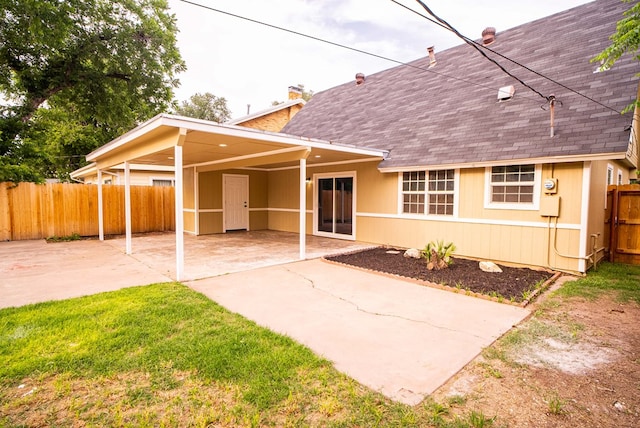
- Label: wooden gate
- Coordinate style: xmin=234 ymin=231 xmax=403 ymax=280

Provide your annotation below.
xmin=606 ymin=184 xmax=640 ymax=265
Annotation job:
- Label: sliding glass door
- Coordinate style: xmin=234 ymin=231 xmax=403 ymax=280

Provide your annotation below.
xmin=315 ymin=173 xmax=355 ymax=239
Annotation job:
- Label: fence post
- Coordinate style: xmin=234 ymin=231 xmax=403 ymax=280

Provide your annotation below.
xmin=0 ymin=182 xmax=11 ymax=241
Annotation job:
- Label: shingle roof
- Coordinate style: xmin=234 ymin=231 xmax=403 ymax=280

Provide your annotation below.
xmin=281 ymin=0 xmax=639 ymax=169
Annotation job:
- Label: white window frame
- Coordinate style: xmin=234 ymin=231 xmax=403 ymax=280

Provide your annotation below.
xmin=484 ymin=164 xmax=541 ymax=211
xmin=617 ymin=169 xmax=623 ymax=185
xmin=605 ymin=163 xmax=614 ymax=209
xmin=150 ymin=177 xmax=176 ymax=187
xmin=398 ymin=169 xmax=459 ymax=217
xmin=606 ymin=164 xmax=614 ymax=186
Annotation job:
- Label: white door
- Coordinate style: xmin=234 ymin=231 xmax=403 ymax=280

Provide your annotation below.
xmin=223 ymin=174 xmax=249 ymax=231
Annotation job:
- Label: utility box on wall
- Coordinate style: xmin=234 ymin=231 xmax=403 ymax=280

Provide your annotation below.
xmin=543 ymin=178 xmax=558 ymax=194
xmin=540 ymin=195 xmax=560 ymax=217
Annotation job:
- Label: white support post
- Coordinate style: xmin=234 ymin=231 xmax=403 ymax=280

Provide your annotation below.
xmin=193 ymin=166 xmax=199 ymax=236
xmin=124 ymin=161 xmax=132 ymax=255
xmin=97 ymin=169 xmax=104 ymax=241
xmin=175 ymin=145 xmax=184 ymax=281
xmin=299 ymin=158 xmax=306 ymax=260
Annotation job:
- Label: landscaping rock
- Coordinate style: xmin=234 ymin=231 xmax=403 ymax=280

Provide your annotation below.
xmin=479 ymin=261 xmax=503 ymax=273
xmin=403 ymin=248 xmax=422 ymax=259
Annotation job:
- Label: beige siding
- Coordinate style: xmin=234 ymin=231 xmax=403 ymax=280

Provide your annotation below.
xmin=250 ymin=211 xmax=269 ymax=230
xmin=357 ymin=216 xmax=581 ymax=272
xmin=199 ymin=171 xmax=222 ymax=210
xmin=268 ymin=169 xmax=302 ymax=209
xmin=199 ymin=212 xmax=223 ymax=234
xmin=183 ymin=167 xmax=195 ymax=210
xmin=267 ymin=211 xmax=313 ymax=234
xmin=197 ymin=169 xmax=268 ymax=235
xmin=184 ymin=211 xmax=195 ymax=233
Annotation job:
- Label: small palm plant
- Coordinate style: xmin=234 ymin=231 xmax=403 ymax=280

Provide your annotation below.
xmin=423 ymin=240 xmax=456 ymax=270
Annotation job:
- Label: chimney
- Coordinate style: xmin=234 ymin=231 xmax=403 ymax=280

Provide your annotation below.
xmin=288 ymin=86 xmax=303 ymax=100
xmin=482 ymin=27 xmax=496 ymax=45
xmin=355 ymin=72 xmax=365 ymax=85
xmin=427 ymin=46 xmax=436 ymax=67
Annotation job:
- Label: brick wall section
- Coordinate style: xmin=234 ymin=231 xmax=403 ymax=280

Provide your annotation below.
xmin=236 ymin=104 xmax=304 ymax=132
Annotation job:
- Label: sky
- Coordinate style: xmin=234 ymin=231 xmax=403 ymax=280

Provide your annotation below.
xmin=167 ymin=0 xmax=594 ymax=119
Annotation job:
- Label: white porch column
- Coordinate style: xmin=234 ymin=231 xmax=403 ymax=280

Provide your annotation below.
xmin=97 ymin=169 xmax=104 ymax=240
xmin=124 ymin=161 xmax=132 ymax=254
xmin=299 ymin=157 xmax=306 ymax=260
xmin=193 ymin=166 xmax=199 ymax=235
xmin=175 ymin=144 xmax=185 ymax=281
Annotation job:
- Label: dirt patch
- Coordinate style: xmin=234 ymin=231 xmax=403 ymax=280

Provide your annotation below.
xmin=326 ymin=247 xmax=556 ymax=302
xmin=431 ymin=296 xmax=640 ymax=427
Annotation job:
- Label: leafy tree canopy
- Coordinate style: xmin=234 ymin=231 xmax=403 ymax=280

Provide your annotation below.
xmin=0 ymin=0 xmax=186 ymax=182
xmin=173 ymin=92 xmax=231 ymax=123
xmin=592 ymin=0 xmax=640 ymax=112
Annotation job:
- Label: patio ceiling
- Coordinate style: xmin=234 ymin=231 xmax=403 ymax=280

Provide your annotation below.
xmin=87 ymin=114 xmax=387 ymax=171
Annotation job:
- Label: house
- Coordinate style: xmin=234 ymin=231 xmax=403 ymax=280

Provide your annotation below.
xmin=83 ymin=0 xmax=638 ymax=280
xmin=282 ymin=0 xmax=639 ymax=274
xmin=70 ymin=162 xmax=175 ymax=186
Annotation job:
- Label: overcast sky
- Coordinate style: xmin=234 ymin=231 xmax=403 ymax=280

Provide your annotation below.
xmin=167 ymin=0 xmax=594 ymax=119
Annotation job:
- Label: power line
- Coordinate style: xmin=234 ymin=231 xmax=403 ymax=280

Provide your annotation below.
xmin=414 ymin=0 xmax=553 ymax=101
xmin=393 ymin=0 xmax=622 ymax=114
xmin=176 ymin=0 xmax=542 ymax=104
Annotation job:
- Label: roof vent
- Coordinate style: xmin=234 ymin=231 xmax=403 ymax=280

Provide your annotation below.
xmin=427 ymin=46 xmax=436 ymax=67
xmin=482 ymin=27 xmax=496 ymax=45
xmin=355 ymin=72 xmax=365 ymax=85
xmin=497 ymin=85 xmax=515 ymax=101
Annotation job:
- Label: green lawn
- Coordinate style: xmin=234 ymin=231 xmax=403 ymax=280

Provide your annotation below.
xmin=553 ymin=261 xmax=640 ymax=303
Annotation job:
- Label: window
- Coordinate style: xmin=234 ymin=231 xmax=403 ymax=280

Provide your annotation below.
xmin=152 ymin=179 xmax=174 ymax=187
xmin=490 ymin=165 xmax=535 ymax=203
xmin=402 ymin=171 xmax=425 ymax=214
xmin=617 ymin=170 xmax=623 ymax=185
xmin=606 ymin=165 xmax=614 ymax=186
xmin=428 ymin=170 xmax=454 ymax=215
xmin=401 ymin=170 xmax=455 ymax=215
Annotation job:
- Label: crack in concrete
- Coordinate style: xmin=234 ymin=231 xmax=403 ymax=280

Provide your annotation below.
xmin=284 ymin=267 xmax=486 ymax=340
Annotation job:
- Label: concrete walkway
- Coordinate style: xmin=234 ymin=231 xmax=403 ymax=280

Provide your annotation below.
xmin=1 ymin=234 xmax=530 ymax=405
xmin=188 ymin=259 xmax=530 ymax=405
xmin=0 ymin=239 xmax=171 ymax=308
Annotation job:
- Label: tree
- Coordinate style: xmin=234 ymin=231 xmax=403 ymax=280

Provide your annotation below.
xmin=173 ymin=92 xmax=231 ymax=123
xmin=592 ymin=0 xmax=640 ymax=112
xmin=0 ymin=0 xmax=186 ymax=182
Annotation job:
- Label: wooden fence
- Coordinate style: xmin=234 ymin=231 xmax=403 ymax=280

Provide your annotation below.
xmin=606 ymin=184 xmax=640 ymax=266
xmin=0 ymin=182 xmax=175 ymax=241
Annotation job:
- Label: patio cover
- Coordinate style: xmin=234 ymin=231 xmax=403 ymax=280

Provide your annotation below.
xmin=85 ymin=114 xmax=388 ymax=280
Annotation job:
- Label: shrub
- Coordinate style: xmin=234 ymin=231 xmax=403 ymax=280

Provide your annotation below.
xmin=423 ymin=240 xmax=456 ymax=270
